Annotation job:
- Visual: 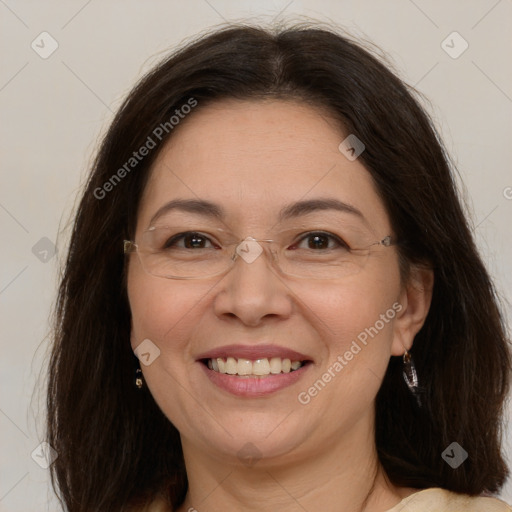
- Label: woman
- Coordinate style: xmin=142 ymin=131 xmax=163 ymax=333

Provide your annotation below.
xmin=47 ymin=23 xmax=512 ymax=511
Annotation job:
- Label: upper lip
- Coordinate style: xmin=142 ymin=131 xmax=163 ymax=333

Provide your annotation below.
xmin=196 ymin=344 xmax=312 ymax=362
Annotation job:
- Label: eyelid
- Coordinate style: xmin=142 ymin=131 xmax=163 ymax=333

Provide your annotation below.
xmin=146 ymin=226 xmax=228 ymax=242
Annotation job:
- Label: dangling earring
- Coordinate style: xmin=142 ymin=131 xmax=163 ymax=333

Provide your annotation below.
xmin=135 ymin=367 xmax=144 ymax=389
xmin=402 ymin=349 xmax=422 ymax=407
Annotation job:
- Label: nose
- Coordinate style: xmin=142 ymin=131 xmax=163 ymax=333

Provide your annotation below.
xmin=212 ymin=239 xmax=293 ymax=326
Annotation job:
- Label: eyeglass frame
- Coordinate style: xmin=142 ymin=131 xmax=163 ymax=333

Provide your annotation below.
xmin=123 ymin=225 xmax=396 ymax=280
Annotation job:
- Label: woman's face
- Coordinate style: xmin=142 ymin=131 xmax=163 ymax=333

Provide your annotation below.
xmin=127 ymin=99 xmax=414 ymax=465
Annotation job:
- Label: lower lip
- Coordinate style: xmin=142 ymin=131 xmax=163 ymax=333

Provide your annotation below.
xmin=199 ymin=362 xmax=311 ymax=397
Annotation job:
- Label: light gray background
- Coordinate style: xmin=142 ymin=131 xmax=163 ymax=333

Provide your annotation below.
xmin=1 ymin=1 xmax=511 ymax=510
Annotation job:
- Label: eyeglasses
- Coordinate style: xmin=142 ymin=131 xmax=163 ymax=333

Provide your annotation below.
xmin=123 ymin=225 xmax=395 ymax=280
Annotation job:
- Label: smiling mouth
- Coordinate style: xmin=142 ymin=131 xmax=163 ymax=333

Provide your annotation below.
xmin=201 ymin=357 xmax=311 ymax=377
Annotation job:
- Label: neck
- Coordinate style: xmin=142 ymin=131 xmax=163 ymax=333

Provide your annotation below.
xmin=176 ymin=409 xmax=408 ymax=512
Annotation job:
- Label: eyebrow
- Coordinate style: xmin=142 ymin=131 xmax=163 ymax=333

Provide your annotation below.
xmin=149 ymin=197 xmax=368 ymax=226
xmin=278 ymin=198 xmax=366 ymax=224
xmin=149 ymin=198 xmax=224 ymax=226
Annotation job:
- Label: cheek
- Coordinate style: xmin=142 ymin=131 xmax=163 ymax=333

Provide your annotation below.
xmin=294 ymin=266 xmax=401 ymax=350
xmin=292 ymin=289 xmax=402 ymax=429
xmin=128 ymin=275 xmax=201 ymax=416
xmin=127 ymin=268 xmax=198 ymax=353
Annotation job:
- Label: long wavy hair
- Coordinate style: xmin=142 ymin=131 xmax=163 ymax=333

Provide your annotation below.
xmin=47 ymin=23 xmax=511 ymax=511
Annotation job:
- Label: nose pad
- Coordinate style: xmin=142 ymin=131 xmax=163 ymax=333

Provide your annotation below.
xmin=233 ymin=237 xmax=265 ymax=265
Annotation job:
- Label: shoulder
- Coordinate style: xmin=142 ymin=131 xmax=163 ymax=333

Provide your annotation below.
xmin=386 ymin=487 xmax=512 ymax=512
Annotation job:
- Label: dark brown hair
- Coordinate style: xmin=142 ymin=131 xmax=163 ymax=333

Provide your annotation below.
xmin=47 ymin=23 xmax=511 ymax=511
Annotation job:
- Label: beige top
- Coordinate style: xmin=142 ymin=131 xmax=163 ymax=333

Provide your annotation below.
xmin=145 ymin=488 xmax=512 ymax=511
xmin=385 ymin=487 xmax=512 ymax=511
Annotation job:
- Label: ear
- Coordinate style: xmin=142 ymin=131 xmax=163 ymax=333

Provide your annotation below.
xmin=391 ymin=265 xmax=434 ymax=357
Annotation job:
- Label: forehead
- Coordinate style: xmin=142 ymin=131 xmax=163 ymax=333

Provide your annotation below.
xmin=137 ymin=99 xmax=390 ymax=234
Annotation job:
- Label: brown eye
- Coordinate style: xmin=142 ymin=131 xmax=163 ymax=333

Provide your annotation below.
xmin=306 ymin=233 xmax=330 ymax=250
xmin=293 ymin=232 xmax=348 ymax=251
xmin=164 ymin=232 xmax=214 ymax=250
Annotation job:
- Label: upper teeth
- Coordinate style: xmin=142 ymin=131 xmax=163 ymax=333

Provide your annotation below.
xmin=207 ymin=357 xmax=303 ymax=376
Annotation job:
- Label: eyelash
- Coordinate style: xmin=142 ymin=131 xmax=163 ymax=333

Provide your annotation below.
xmin=163 ymin=231 xmax=349 ymax=250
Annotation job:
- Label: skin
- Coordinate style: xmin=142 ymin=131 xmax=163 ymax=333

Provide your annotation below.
xmin=127 ymin=99 xmax=434 ymax=512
